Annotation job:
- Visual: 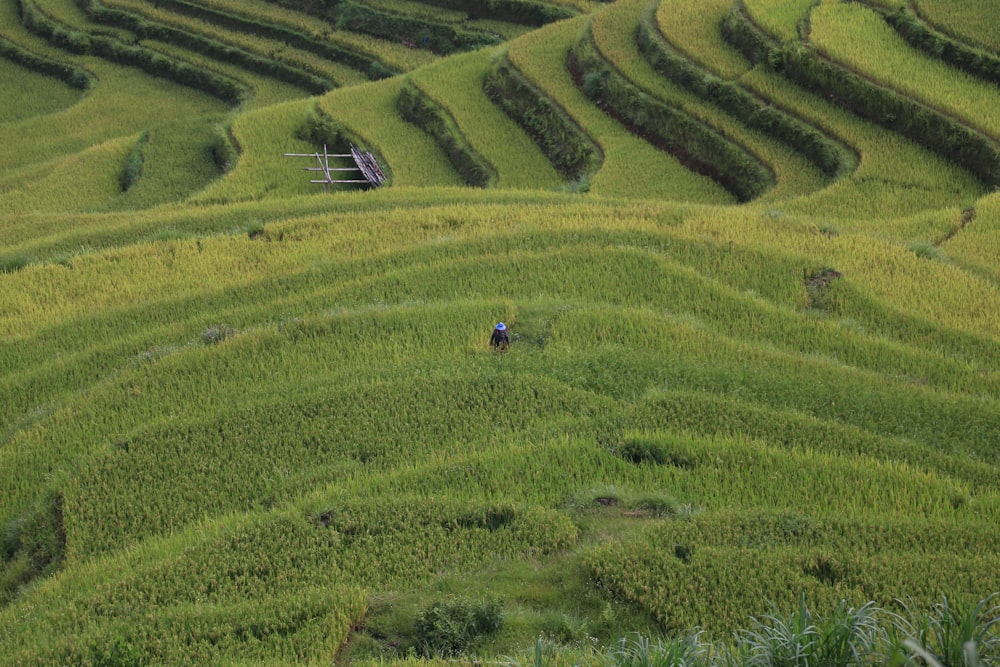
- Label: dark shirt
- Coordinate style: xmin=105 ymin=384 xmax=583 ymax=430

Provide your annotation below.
xmin=490 ymin=329 xmax=509 ymax=348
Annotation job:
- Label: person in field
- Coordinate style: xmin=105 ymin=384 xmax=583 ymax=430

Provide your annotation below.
xmin=490 ymin=322 xmax=510 ymax=351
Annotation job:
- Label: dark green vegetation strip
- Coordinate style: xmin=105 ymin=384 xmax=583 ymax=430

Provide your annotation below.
xmin=483 ymin=55 xmax=602 ymax=181
xmin=413 ymin=0 xmax=576 ymax=26
xmin=75 ymin=0 xmax=335 ymax=94
xmin=140 ymin=0 xmax=397 ymax=80
xmin=636 ymin=4 xmax=854 ymax=180
xmin=568 ymin=29 xmax=774 ymax=203
xmin=875 ymin=2 xmax=1000 ymax=87
xmin=18 ymin=0 xmax=248 ymax=104
xmin=398 ymin=80 xmax=498 ymax=187
xmin=118 ymin=131 xmax=149 ymax=192
xmin=722 ymin=1 xmax=1000 ymax=187
xmin=263 ymin=0 xmax=501 ymax=55
xmin=0 ymin=35 xmax=93 ymax=89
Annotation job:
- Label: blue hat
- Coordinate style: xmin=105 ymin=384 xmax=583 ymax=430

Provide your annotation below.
xmin=496 ymin=322 xmax=506 ymax=331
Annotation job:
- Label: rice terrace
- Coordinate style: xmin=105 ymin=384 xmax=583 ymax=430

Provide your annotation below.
xmin=2 ymin=0 xmax=1000 ymax=662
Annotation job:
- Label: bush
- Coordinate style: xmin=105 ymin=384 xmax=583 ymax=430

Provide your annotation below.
xmin=413 ymin=596 xmax=504 ymax=657
xmin=209 ymin=124 xmax=239 ymax=173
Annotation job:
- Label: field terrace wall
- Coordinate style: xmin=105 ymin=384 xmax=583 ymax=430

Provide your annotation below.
xmin=73 ymin=0 xmax=336 ymax=94
xmin=721 ymin=0 xmax=1000 ymax=188
xmin=127 ymin=0 xmax=398 ymax=80
xmin=398 ymin=80 xmax=498 ymax=188
xmin=0 ymin=34 xmax=93 ymax=89
xmin=636 ymin=2 xmax=853 ymax=181
xmin=260 ymin=0 xmax=502 ymax=55
xmin=411 ymin=0 xmax=577 ymax=26
xmin=567 ymin=28 xmax=775 ymax=202
xmin=872 ymin=3 xmax=1000 ymax=87
xmin=483 ymin=55 xmax=602 ymax=181
xmin=18 ymin=0 xmax=248 ymax=103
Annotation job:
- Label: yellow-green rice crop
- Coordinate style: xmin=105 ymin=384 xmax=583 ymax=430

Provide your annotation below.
xmin=656 ymin=0 xmax=752 ymax=78
xmin=914 ymin=0 xmax=1000 ymax=54
xmin=809 ymin=0 xmax=1000 ymax=141
xmin=738 ymin=69 xmax=986 ymax=222
xmin=165 ymin=0 xmax=440 ymax=70
xmin=32 ymin=0 xmax=129 ymax=36
xmin=0 ymin=135 xmax=135 ymax=214
xmin=315 ymin=78 xmax=464 ymax=188
xmin=142 ymin=38 xmax=312 ymax=107
xmin=591 ymin=0 xmax=827 ymax=201
xmin=410 ymin=48 xmax=563 ymax=190
xmin=0 ymin=60 xmax=229 ymax=172
xmin=507 ymin=14 xmax=733 ymax=201
xmin=1 ymin=0 xmax=999 ymax=660
xmin=942 ymin=190 xmax=1000 ymax=283
xmin=364 ymin=0 xmax=470 ymax=24
xmin=0 ymin=59 xmax=82 ymax=122
xmin=105 ymin=0 xmax=368 ymax=87
xmin=742 ymin=0 xmax=817 ymax=42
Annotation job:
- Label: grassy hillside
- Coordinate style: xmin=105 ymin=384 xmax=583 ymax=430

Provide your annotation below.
xmin=1 ymin=0 xmax=998 ymax=664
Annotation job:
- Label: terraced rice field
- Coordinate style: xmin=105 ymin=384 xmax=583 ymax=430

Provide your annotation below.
xmin=1 ymin=0 xmax=998 ymax=663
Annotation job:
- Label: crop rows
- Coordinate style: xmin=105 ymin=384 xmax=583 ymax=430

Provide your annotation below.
xmin=912 ymin=0 xmax=1000 ymax=55
xmin=808 ymin=1 xmax=1000 ymax=142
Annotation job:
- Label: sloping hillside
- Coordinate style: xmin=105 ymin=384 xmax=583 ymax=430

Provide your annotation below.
xmin=1 ymin=0 xmax=998 ymax=664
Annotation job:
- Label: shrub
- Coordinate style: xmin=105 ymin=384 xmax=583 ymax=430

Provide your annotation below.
xmin=909 ymin=242 xmax=948 ymax=262
xmin=413 ymin=596 xmax=504 ymax=656
xmin=209 ymin=124 xmax=239 ymax=173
